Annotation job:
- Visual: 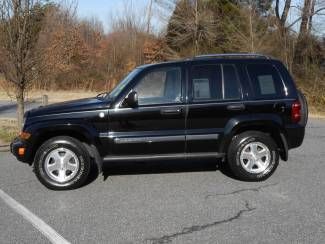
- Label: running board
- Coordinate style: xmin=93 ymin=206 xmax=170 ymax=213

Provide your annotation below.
xmin=103 ymin=152 xmax=225 ymax=162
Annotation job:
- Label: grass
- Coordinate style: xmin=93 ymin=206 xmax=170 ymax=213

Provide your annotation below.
xmin=0 ymin=119 xmax=18 ymax=144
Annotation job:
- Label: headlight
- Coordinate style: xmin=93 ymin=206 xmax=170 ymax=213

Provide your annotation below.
xmin=19 ymin=131 xmax=31 ymax=140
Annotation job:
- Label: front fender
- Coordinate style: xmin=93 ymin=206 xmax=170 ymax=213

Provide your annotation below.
xmin=27 ymin=121 xmax=97 ymax=144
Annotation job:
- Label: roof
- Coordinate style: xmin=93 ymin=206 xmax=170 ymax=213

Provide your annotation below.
xmin=193 ymin=53 xmax=272 ymax=60
xmin=136 ymin=53 xmax=275 ymax=69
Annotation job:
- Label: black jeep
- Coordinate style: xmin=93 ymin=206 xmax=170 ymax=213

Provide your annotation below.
xmin=11 ymin=53 xmax=308 ymax=190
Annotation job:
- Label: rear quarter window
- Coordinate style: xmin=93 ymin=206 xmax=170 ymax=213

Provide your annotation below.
xmin=246 ymin=64 xmax=285 ymax=99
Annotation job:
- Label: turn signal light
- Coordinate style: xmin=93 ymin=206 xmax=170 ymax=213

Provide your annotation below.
xmin=291 ymin=100 xmax=301 ymax=123
xmin=18 ymin=147 xmax=25 ymax=156
xmin=19 ymin=131 xmax=31 ymax=140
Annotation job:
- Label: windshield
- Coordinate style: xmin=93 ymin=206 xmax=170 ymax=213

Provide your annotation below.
xmin=106 ymin=68 xmax=141 ymax=99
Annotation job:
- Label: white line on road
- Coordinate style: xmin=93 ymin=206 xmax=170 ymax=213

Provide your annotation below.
xmin=0 ymin=189 xmax=70 ymax=244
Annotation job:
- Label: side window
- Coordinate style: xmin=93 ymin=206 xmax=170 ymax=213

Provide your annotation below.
xmin=223 ymin=65 xmax=241 ymax=100
xmin=191 ymin=65 xmax=222 ymax=100
xmin=191 ymin=64 xmax=241 ymax=101
xmin=247 ymin=64 xmax=284 ymax=98
xmin=135 ymin=67 xmax=182 ymax=105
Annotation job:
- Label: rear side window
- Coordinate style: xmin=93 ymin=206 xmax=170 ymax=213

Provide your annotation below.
xmin=192 ymin=65 xmax=222 ymax=100
xmin=191 ymin=64 xmax=241 ymax=101
xmin=246 ymin=64 xmax=284 ymax=98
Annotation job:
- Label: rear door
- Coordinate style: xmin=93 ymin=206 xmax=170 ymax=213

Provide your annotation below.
xmin=186 ymin=62 xmax=245 ymax=153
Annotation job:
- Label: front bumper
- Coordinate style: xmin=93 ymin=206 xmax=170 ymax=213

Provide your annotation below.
xmin=10 ymin=137 xmax=31 ymax=163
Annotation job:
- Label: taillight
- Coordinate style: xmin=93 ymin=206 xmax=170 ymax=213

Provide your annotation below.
xmin=291 ymin=100 xmax=301 ymax=123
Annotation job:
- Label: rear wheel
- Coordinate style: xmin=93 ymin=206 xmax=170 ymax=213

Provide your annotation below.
xmin=34 ymin=136 xmax=90 ymax=190
xmin=227 ymin=131 xmax=279 ymax=181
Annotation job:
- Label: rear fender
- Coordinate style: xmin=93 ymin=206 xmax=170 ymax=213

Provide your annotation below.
xmin=220 ymin=114 xmax=288 ymax=160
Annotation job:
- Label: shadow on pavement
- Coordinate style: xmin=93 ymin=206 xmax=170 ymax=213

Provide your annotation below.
xmin=90 ymin=159 xmax=236 ymax=183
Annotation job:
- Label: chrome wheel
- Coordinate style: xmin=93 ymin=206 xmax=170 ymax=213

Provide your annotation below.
xmin=239 ymin=142 xmax=271 ymax=174
xmin=44 ymin=148 xmax=80 ymax=183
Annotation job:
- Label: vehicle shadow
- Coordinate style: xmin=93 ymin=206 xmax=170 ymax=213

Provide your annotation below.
xmin=85 ymin=158 xmax=235 ymax=186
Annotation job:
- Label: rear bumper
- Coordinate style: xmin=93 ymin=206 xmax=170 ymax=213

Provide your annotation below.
xmin=10 ymin=137 xmax=32 ymax=163
xmin=286 ymin=125 xmax=305 ymax=149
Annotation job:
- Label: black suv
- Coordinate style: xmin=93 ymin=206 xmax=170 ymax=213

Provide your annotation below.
xmin=11 ymin=53 xmax=308 ymax=190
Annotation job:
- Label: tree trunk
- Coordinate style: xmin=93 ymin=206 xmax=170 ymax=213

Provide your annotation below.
xmin=249 ymin=7 xmax=254 ymax=52
xmin=194 ymin=0 xmax=199 ymax=55
xmin=16 ymin=87 xmax=24 ymax=130
xmin=299 ymin=0 xmax=312 ymax=38
xmin=308 ymin=0 xmax=316 ymax=34
xmin=275 ymin=0 xmax=291 ymax=29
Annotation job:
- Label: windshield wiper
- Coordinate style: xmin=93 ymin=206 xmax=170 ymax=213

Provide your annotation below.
xmin=96 ymin=92 xmax=108 ymax=99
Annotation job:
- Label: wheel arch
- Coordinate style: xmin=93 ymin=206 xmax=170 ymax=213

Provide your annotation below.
xmin=220 ymin=117 xmax=288 ymax=161
xmin=29 ymin=124 xmax=103 ymax=172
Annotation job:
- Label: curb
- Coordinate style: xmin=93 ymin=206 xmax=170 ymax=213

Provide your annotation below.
xmin=0 ymin=145 xmax=10 ymax=152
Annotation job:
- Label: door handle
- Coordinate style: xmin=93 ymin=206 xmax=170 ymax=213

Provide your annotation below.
xmin=227 ymin=103 xmax=245 ymax=111
xmin=160 ymin=108 xmax=182 ymax=115
xmin=274 ymin=103 xmax=286 ymax=112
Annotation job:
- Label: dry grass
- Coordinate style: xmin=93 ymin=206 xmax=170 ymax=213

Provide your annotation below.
xmin=297 ymin=78 xmax=325 ymax=118
xmin=0 ymin=119 xmax=18 ymax=144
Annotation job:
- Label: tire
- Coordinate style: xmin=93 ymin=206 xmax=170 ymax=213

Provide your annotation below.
xmin=34 ymin=136 xmax=91 ymax=190
xmin=297 ymin=90 xmax=308 ymax=126
xmin=227 ymin=131 xmax=279 ymax=181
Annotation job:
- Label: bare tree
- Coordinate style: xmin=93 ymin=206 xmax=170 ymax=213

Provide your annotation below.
xmin=146 ymin=0 xmax=153 ymax=33
xmin=299 ymin=0 xmax=314 ymax=37
xmin=0 ymin=0 xmax=44 ymax=128
xmin=275 ymin=0 xmax=291 ymax=29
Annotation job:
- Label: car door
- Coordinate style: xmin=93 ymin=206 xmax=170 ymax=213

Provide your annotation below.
xmin=186 ymin=61 xmax=245 ymax=153
xmin=107 ymin=64 xmax=186 ymax=156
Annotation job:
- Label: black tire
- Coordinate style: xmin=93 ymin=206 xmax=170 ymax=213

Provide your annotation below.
xmin=34 ymin=136 xmax=90 ymax=190
xmin=227 ymin=131 xmax=279 ymax=181
xmin=297 ymin=90 xmax=308 ymax=126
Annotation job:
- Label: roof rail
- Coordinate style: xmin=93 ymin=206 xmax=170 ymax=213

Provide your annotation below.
xmin=194 ymin=53 xmax=270 ymax=60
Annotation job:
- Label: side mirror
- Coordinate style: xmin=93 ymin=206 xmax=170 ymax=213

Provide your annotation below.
xmin=123 ymin=91 xmax=138 ymax=108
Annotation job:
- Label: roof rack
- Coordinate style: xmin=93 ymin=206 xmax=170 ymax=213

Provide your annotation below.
xmin=194 ymin=53 xmax=270 ymax=60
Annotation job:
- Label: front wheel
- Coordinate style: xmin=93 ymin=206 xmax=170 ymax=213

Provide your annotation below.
xmin=227 ymin=131 xmax=279 ymax=181
xmin=34 ymin=136 xmax=90 ymax=190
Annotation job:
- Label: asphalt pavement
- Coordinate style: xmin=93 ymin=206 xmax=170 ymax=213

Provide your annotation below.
xmin=0 ymin=118 xmax=325 ymax=244
xmin=0 ymin=100 xmax=42 ymax=118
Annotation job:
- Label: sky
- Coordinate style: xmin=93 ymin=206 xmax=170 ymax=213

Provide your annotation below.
xmin=76 ymin=0 xmax=155 ymax=32
xmin=75 ymin=0 xmax=324 ymax=36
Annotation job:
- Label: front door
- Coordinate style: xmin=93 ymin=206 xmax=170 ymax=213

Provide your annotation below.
xmin=108 ymin=65 xmax=186 ymax=155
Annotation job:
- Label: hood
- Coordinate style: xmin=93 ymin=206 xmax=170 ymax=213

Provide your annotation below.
xmin=27 ymin=97 xmax=111 ymax=117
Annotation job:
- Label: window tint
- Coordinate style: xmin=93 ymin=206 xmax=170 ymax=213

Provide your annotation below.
xmin=135 ymin=67 xmax=182 ymax=105
xmin=247 ymin=64 xmax=284 ymax=98
xmin=191 ymin=65 xmax=222 ymax=100
xmin=191 ymin=64 xmax=241 ymax=101
xmin=223 ymin=65 xmax=241 ymax=99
